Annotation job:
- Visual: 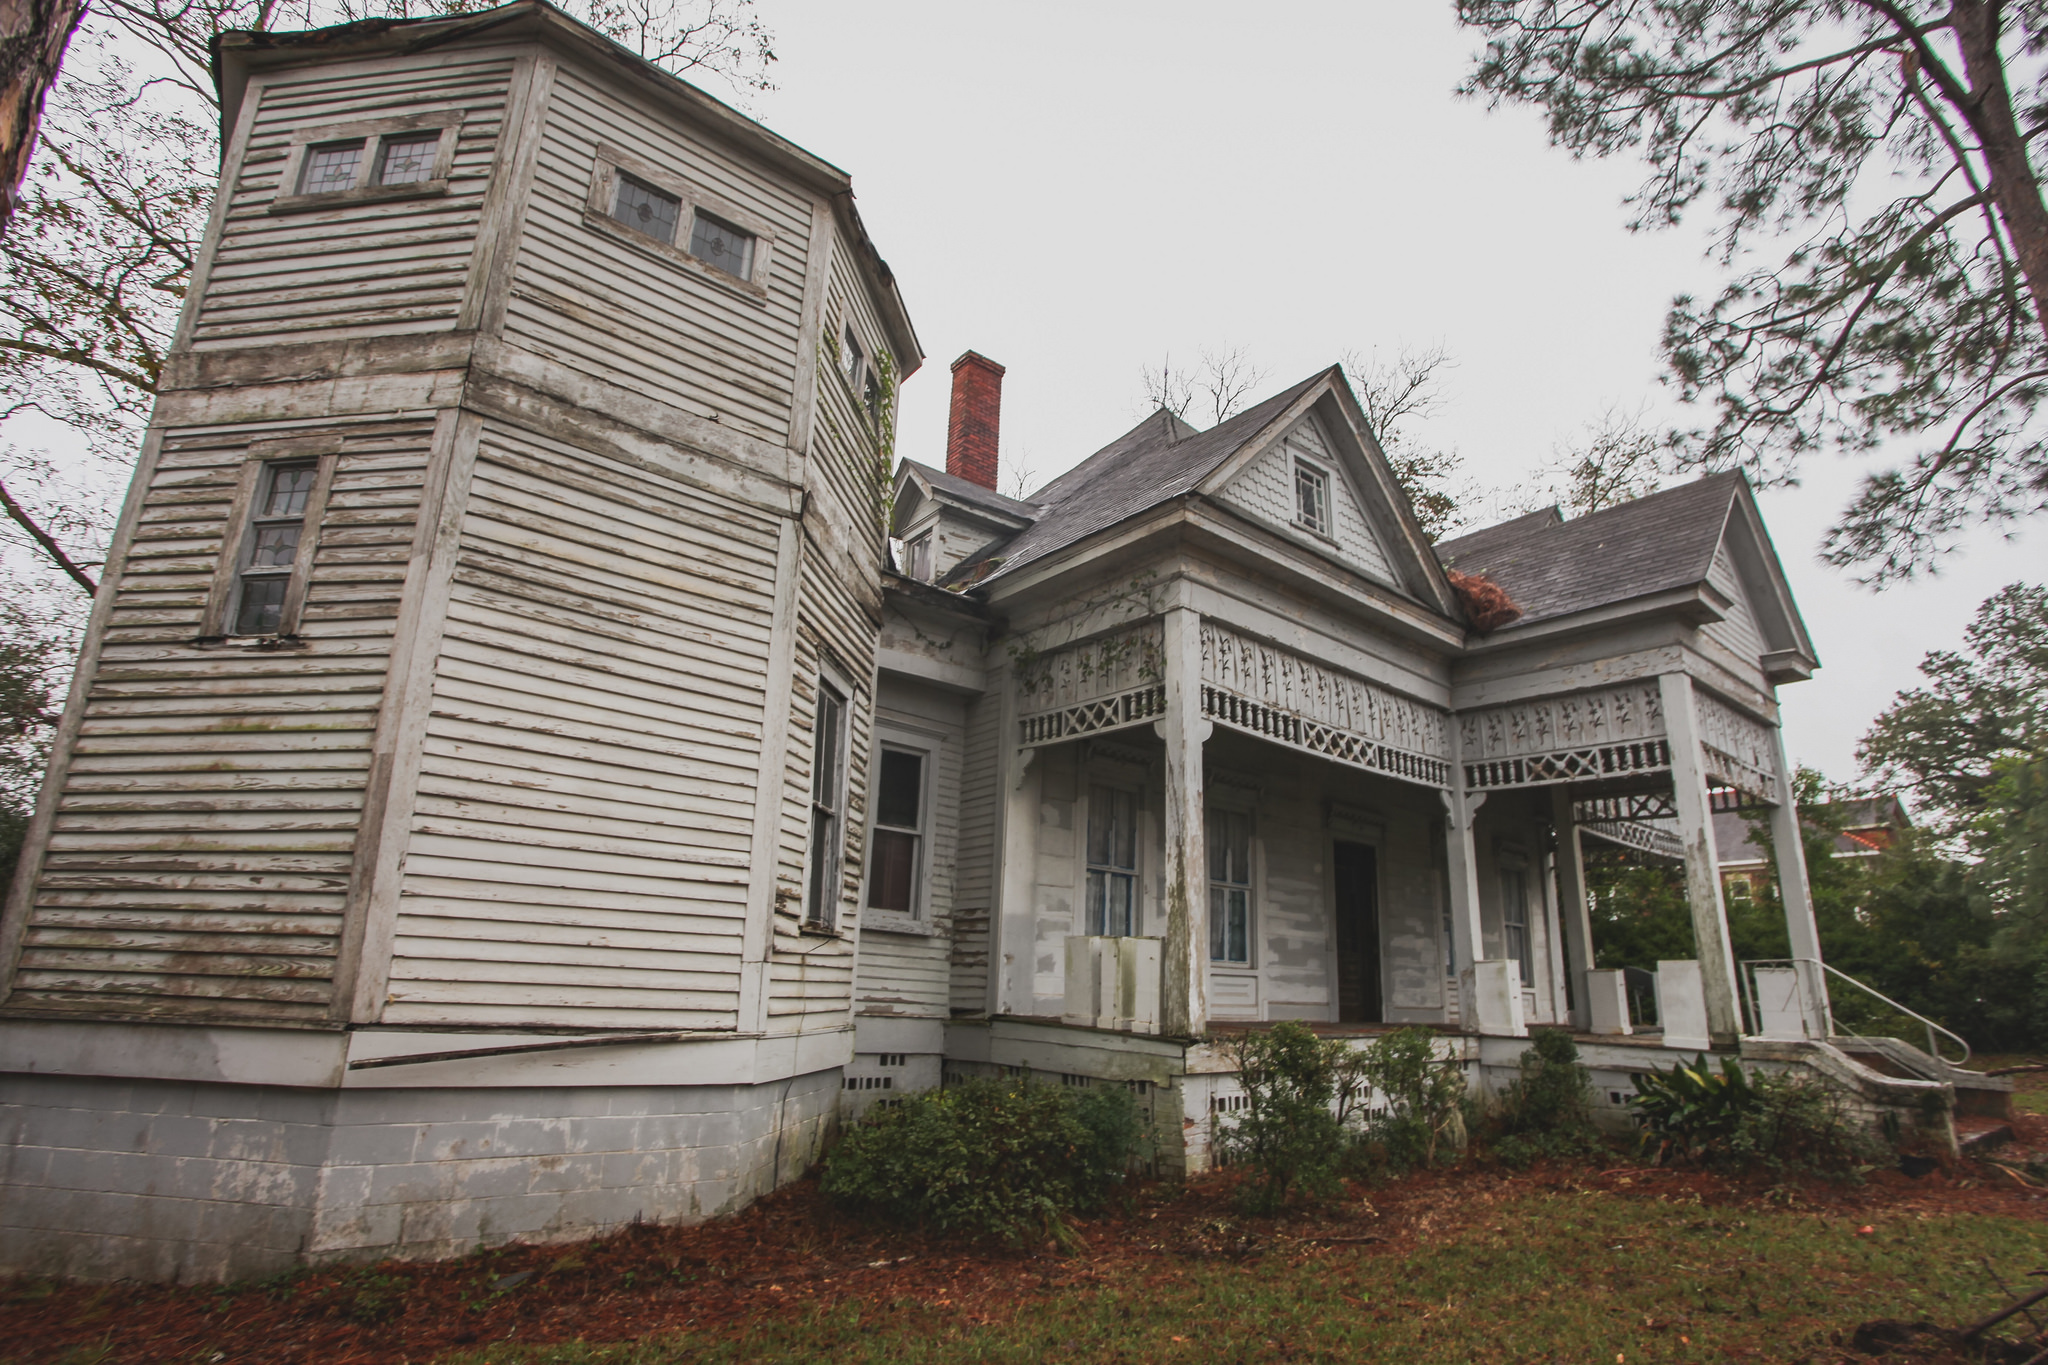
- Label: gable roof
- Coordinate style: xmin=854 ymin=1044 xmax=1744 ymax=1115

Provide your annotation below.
xmin=1435 ymin=474 xmax=1747 ymax=628
xmin=953 ymin=378 xmax=1322 ymax=586
xmin=893 ymin=459 xmax=1040 ymax=531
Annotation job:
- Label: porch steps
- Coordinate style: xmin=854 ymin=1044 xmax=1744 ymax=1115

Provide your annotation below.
xmin=1956 ymin=1117 xmax=2015 ymax=1157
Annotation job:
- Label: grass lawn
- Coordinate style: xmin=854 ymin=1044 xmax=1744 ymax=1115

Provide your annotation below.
xmin=445 ymin=1193 xmax=2045 ymax=1365
xmin=1973 ymin=1055 xmax=2048 ymax=1116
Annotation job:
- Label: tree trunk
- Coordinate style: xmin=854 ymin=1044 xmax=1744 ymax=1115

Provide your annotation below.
xmin=1950 ymin=0 xmax=2048 ymax=346
xmin=0 ymin=0 xmax=83 ymax=236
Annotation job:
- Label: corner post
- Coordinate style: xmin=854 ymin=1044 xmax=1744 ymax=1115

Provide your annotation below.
xmin=1548 ymin=786 xmax=1597 ymax=1031
xmin=1657 ymin=672 xmax=1743 ymax=1044
xmin=1765 ymin=724 xmax=1829 ymax=1038
xmin=1154 ymin=605 xmax=1210 ymax=1038
xmin=991 ymin=674 xmax=1040 ymax=1018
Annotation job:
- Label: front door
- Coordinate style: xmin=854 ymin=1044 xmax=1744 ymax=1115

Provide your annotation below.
xmin=1333 ymin=840 xmax=1382 ymax=1023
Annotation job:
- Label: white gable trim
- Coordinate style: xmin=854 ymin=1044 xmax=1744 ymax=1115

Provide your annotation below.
xmin=1214 ymin=414 xmax=1398 ymax=586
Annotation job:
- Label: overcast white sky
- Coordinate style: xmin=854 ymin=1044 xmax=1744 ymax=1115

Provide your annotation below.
xmin=751 ymin=0 xmax=2041 ymax=788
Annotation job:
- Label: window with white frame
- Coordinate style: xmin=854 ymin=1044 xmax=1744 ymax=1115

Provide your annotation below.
xmin=805 ymin=681 xmax=849 ymax=927
xmin=1208 ymin=808 xmax=1253 ymax=964
xmin=842 ymin=325 xmax=867 ymax=389
xmin=1500 ymin=867 xmax=1532 ymax=987
xmin=1085 ymin=785 xmax=1138 ymax=936
xmin=1726 ymin=873 xmax=1753 ymax=907
xmin=1294 ymin=459 xmax=1331 ymax=536
xmin=864 ymin=747 xmax=926 ymax=916
xmin=905 ymin=533 xmax=933 ymax=582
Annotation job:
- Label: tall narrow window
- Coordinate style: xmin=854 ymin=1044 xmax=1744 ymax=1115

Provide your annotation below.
xmin=232 ymin=461 xmax=319 ymax=636
xmin=843 ymin=325 xmax=868 ymax=389
xmin=1500 ymin=868 xmax=1532 ymax=986
xmin=611 ymin=172 xmax=682 ymax=244
xmin=905 ymin=533 xmax=933 ymax=582
xmin=689 ymin=208 xmax=756 ymax=280
xmin=1085 ymin=785 xmax=1138 ymax=936
xmin=805 ymin=681 xmax=848 ymax=927
xmin=1208 ymin=809 xmax=1252 ymax=964
xmin=1294 ymin=460 xmax=1330 ymax=536
xmin=865 ymin=747 xmax=925 ymax=916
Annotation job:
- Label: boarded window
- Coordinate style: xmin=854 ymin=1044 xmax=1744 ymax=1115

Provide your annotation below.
xmin=689 ymin=209 xmax=756 ymax=280
xmin=865 ymin=748 xmax=925 ymax=915
xmin=612 ymin=172 xmax=682 ymax=244
xmin=806 ymin=681 xmax=849 ymax=927
xmin=1208 ymin=808 xmax=1252 ymax=964
xmin=232 ymin=461 xmax=318 ymax=636
xmin=1085 ymin=785 xmax=1138 ymax=936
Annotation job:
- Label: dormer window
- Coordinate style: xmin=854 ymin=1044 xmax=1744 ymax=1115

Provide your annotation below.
xmin=1294 ymin=459 xmax=1331 ymax=537
xmin=906 ymin=533 xmax=933 ymax=582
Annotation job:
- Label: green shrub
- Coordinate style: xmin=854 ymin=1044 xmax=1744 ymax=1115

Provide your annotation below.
xmin=1629 ymin=1056 xmax=1882 ymax=1176
xmin=1339 ymin=1026 xmax=1467 ymax=1174
xmin=819 ymin=1076 xmax=1142 ymax=1242
xmin=1485 ymin=1028 xmax=1603 ymax=1166
xmin=1218 ymin=1020 xmax=1345 ymax=1213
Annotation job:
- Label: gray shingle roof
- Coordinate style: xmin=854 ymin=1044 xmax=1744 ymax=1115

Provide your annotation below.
xmin=896 ymin=459 xmax=1040 ymax=524
xmin=1434 ymin=473 xmax=1746 ymax=627
xmin=957 ymin=373 xmax=1327 ymax=585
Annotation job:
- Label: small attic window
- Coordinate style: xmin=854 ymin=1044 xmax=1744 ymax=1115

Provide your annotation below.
xmin=273 ymin=115 xmax=461 ymax=213
xmin=689 ymin=209 xmax=756 ymax=281
xmin=906 ymin=533 xmax=933 ymax=582
xmin=612 ymin=173 xmax=682 ymax=244
xmin=300 ymin=141 xmax=364 ymax=195
xmin=376 ymin=133 xmax=441 ymax=186
xmin=1294 ymin=459 xmax=1331 ymax=537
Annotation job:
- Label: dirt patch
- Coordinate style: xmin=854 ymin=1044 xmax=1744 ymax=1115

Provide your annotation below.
xmin=3 ymin=1150 xmax=2043 ymax=1365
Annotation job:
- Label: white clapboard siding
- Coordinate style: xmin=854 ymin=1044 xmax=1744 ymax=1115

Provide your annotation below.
xmin=852 ymin=688 xmax=964 ymax=1020
xmin=191 ymin=53 xmax=517 ymax=350
xmin=10 ymin=417 xmax=436 ymax=1020
xmin=947 ymin=690 xmax=999 ymax=1016
xmin=1217 ymin=418 xmax=1396 ymax=585
xmin=1703 ymin=540 xmax=1766 ymax=667
xmin=384 ymin=418 xmax=780 ymax=1030
xmin=501 ymin=62 xmax=812 ymax=447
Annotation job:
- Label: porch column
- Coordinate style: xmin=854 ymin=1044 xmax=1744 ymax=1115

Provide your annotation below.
xmin=1549 ymin=787 xmax=1598 ymax=1031
xmin=1766 ymin=723 xmax=1830 ymax=1038
xmin=1656 ymin=673 xmax=1743 ymax=1044
xmin=990 ymin=678 xmax=1040 ymax=1017
xmin=1154 ymin=605 xmax=1210 ymax=1037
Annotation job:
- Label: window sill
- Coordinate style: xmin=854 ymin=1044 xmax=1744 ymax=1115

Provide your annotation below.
xmin=270 ymin=180 xmax=450 ymax=215
xmin=191 ymin=634 xmax=308 ymax=651
xmin=862 ymin=911 xmax=937 ymax=937
xmin=1291 ymin=518 xmax=1340 ymax=548
xmin=579 ymin=207 xmax=770 ymax=304
xmin=798 ymin=920 xmax=848 ymax=939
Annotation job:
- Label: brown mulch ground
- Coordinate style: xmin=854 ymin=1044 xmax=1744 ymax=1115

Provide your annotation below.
xmin=4 ymin=1115 xmax=2046 ymax=1365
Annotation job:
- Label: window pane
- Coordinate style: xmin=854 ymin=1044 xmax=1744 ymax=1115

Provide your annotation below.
xmin=866 ymin=828 xmax=916 ymax=912
xmin=1209 ymin=886 xmax=1227 ymax=958
xmin=1111 ymin=790 xmax=1135 ymax=868
xmin=1108 ymin=873 xmax=1134 ymax=936
xmin=377 ymin=133 xmax=440 ymax=186
xmin=1229 ymin=888 xmax=1249 ymax=963
xmin=807 ymin=807 xmax=837 ymax=923
xmin=262 ymin=464 xmax=317 ymax=518
xmin=689 ymin=210 xmax=755 ymax=279
xmin=612 ymin=173 xmax=681 ymax=243
xmin=843 ymin=325 xmax=865 ymax=381
xmin=1086 ymin=870 xmax=1106 ymax=936
xmin=248 ymin=523 xmax=301 ymax=570
xmin=300 ymin=141 xmax=364 ymax=194
xmin=811 ymin=687 xmax=844 ymax=806
xmin=235 ymin=575 xmax=289 ymax=636
xmin=1087 ymin=786 xmax=1113 ymax=867
xmin=875 ymin=749 xmax=922 ymax=829
xmin=907 ymin=535 xmax=932 ymax=581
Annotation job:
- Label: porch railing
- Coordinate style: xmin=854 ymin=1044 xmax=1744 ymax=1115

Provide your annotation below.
xmin=1738 ymin=956 xmax=1970 ymax=1067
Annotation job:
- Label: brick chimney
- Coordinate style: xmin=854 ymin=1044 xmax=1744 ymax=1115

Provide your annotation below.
xmin=945 ymin=351 xmax=1004 ymax=490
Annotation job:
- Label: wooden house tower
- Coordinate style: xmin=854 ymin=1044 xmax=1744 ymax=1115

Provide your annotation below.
xmin=0 ymin=0 xmax=919 ymax=1281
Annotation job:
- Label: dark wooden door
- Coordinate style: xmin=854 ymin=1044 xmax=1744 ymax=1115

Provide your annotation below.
xmin=1333 ymin=840 xmax=1382 ymax=1023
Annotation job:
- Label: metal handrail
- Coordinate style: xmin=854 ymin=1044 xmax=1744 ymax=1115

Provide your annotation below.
xmin=1739 ymin=956 xmax=1971 ymax=1067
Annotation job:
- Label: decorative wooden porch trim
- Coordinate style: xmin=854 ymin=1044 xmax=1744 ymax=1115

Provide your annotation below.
xmin=1458 ymin=682 xmax=1672 ymax=792
xmin=1014 ymin=621 xmax=1166 ymax=746
xmin=1694 ymin=688 xmax=1779 ymax=805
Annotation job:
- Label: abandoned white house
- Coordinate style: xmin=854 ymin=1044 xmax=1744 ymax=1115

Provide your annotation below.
xmin=0 ymin=0 xmax=2000 ymax=1284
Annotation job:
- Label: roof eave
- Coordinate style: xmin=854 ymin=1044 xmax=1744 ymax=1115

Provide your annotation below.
xmin=1459 ymin=584 xmax=1727 ymax=653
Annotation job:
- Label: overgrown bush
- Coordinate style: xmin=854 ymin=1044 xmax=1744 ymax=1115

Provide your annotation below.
xmin=819 ymin=1076 xmax=1142 ymax=1243
xmin=1483 ymin=1028 xmax=1604 ymax=1166
xmin=1339 ymin=1026 xmax=1467 ymax=1175
xmin=1629 ymin=1056 xmax=1883 ymax=1176
xmin=1218 ymin=1020 xmax=1345 ymax=1213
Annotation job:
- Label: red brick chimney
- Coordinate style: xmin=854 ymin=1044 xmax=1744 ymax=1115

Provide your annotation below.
xmin=946 ymin=351 xmax=1004 ymax=490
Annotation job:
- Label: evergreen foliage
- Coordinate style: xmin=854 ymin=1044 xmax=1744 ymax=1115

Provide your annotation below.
xmin=1483 ymin=1029 xmax=1604 ymax=1167
xmin=1629 ymin=1056 xmax=1883 ymax=1176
